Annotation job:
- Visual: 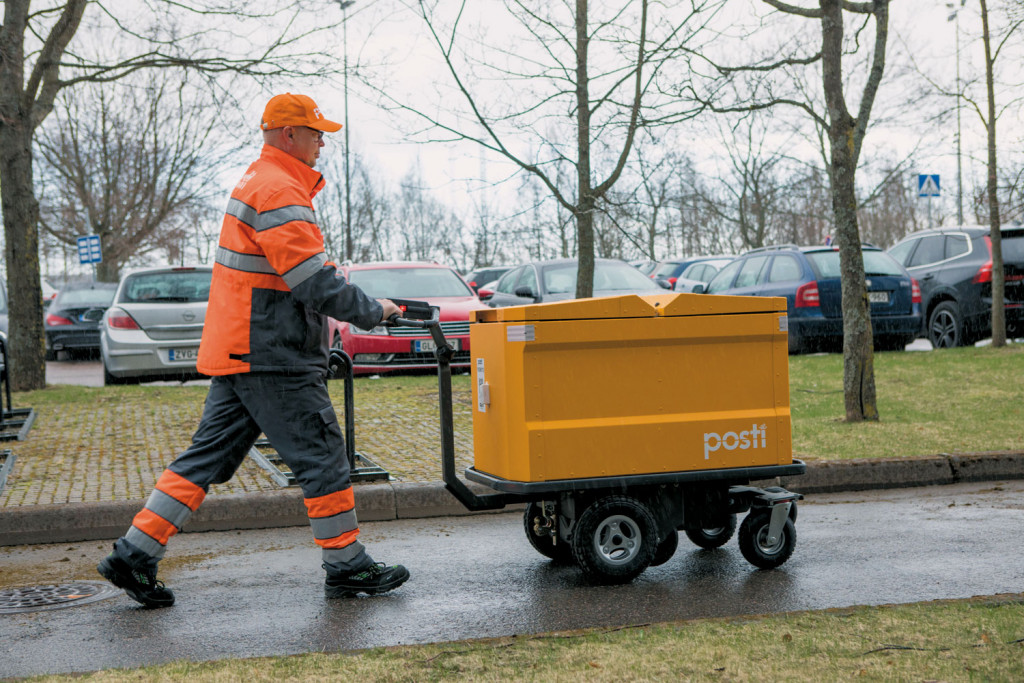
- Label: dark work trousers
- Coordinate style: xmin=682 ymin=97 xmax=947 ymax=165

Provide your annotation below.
xmin=113 ymin=372 xmax=372 ymax=575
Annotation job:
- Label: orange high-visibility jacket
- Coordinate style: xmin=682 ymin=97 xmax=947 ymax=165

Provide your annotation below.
xmin=197 ymin=145 xmax=382 ymax=376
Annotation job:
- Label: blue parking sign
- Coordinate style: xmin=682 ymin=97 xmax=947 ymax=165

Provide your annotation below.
xmin=77 ymin=235 xmax=102 ymax=265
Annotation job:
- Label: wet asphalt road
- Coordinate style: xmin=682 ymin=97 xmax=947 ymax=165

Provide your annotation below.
xmin=2 ymin=480 xmax=1023 ymax=678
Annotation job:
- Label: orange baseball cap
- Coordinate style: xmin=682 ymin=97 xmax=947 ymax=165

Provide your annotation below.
xmin=260 ymin=93 xmax=342 ymax=132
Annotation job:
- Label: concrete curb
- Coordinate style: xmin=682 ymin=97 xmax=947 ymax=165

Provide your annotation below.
xmin=2 ymin=453 xmax=1022 ymax=547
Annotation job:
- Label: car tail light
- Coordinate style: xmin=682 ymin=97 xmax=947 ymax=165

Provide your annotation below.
xmin=106 ymin=308 xmax=140 ymax=330
xmin=46 ymin=314 xmax=73 ymax=326
xmin=795 ymin=281 xmax=820 ymax=308
xmin=911 ymin=279 xmax=922 ymax=303
xmin=974 ymin=236 xmax=993 ymax=283
xmin=668 ymin=277 xmax=678 ymax=286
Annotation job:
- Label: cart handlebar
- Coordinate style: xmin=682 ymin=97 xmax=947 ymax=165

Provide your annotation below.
xmin=384 ymin=298 xmax=439 ymax=328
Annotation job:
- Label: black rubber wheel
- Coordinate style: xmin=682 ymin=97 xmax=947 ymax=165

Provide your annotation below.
xmin=738 ymin=509 xmax=797 ymax=570
xmin=523 ymin=502 xmax=572 ymax=563
xmin=102 ymin=364 xmax=124 ymax=386
xmin=650 ymin=530 xmax=679 ymax=567
xmin=787 ymin=332 xmax=805 ymax=355
xmin=874 ymin=335 xmax=911 ymax=352
xmin=928 ymin=301 xmax=964 ymax=348
xmin=684 ymin=513 xmax=738 ymax=549
xmin=571 ymin=496 xmax=657 ymax=584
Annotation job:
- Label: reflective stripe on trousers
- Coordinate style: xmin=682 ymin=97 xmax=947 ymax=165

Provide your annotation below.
xmin=114 ymin=372 xmax=371 ymax=574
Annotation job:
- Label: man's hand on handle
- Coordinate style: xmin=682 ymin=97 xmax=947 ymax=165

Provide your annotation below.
xmin=378 ymin=299 xmax=402 ymax=323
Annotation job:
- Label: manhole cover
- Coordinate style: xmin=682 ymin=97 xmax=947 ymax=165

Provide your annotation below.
xmin=0 ymin=581 xmax=121 ymax=614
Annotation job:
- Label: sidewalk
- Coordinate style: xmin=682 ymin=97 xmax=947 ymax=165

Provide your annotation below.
xmin=2 ymin=386 xmax=1023 ymax=547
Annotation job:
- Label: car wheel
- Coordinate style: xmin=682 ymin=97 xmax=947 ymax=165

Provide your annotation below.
xmin=102 ymin=363 xmax=130 ymax=386
xmin=787 ymin=330 xmax=807 ymax=355
xmin=928 ymin=301 xmax=963 ymax=348
xmin=874 ymin=335 xmax=910 ymax=352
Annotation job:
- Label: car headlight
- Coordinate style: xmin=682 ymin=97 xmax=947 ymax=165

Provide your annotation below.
xmin=351 ymin=325 xmax=389 ymax=336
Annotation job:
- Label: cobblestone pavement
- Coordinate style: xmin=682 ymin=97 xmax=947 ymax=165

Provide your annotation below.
xmin=0 ymin=380 xmax=475 ymax=507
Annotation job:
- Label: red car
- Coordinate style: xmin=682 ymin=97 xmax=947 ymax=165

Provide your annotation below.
xmin=328 ymin=261 xmax=487 ymax=375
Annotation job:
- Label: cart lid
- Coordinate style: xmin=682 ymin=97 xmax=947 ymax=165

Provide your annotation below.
xmin=471 ymin=292 xmax=786 ymax=323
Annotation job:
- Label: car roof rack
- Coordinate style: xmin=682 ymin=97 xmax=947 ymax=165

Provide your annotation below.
xmin=743 ymin=244 xmax=800 ymax=254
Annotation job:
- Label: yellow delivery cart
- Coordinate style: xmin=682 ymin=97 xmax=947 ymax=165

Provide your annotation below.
xmin=387 ymin=292 xmax=805 ymax=585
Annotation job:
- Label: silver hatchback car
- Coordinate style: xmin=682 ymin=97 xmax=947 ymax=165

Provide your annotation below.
xmin=100 ymin=265 xmax=212 ymax=385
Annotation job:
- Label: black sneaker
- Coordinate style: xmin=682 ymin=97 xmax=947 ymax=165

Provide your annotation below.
xmin=97 ymin=552 xmax=174 ymax=608
xmin=324 ymin=562 xmax=410 ymax=598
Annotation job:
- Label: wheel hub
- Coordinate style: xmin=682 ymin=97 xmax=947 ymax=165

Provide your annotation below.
xmin=594 ymin=514 xmax=642 ymax=565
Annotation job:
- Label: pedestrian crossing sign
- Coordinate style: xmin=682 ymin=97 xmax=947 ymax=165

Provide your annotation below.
xmin=918 ymin=174 xmax=940 ymax=197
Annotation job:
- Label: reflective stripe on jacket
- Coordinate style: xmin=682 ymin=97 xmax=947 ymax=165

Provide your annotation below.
xmin=197 ymin=145 xmax=382 ymax=376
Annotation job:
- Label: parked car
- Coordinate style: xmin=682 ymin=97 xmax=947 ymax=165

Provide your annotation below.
xmin=486 ymin=258 xmax=663 ymax=308
xmin=650 ymin=256 xmax=730 ymax=289
xmin=886 ymin=226 xmax=1024 ymax=348
xmin=703 ymin=245 xmax=921 ymax=354
xmin=100 ymin=265 xmax=212 ymax=384
xmin=630 ymin=259 xmax=659 ymax=276
xmin=462 ymin=266 xmax=512 ymax=293
xmin=44 ymin=281 xmax=118 ymax=360
xmin=41 ymin=279 xmax=58 ymax=309
xmin=328 ymin=261 xmax=487 ymax=375
xmin=672 ymin=256 xmax=736 ymax=293
xmin=0 ymin=278 xmax=61 ymax=342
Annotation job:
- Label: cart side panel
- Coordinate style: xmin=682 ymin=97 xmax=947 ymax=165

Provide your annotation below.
xmin=470 ymin=321 xmax=532 ymax=481
xmin=472 ymin=301 xmax=792 ymax=483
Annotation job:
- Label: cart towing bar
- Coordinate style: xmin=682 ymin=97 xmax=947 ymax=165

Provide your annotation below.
xmin=385 ymin=300 xmax=511 ymax=512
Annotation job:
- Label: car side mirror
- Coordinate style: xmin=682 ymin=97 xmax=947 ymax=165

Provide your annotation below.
xmin=692 ymin=283 xmax=705 ymax=294
xmin=655 ymin=278 xmax=672 ymax=289
xmin=514 ymin=286 xmax=536 ymax=300
xmin=477 ymin=288 xmax=494 ymax=301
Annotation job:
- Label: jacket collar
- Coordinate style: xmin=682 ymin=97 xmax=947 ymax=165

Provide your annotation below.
xmin=259 ymin=144 xmax=326 ymax=199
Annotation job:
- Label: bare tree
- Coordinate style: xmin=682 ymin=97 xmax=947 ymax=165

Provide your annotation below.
xmin=0 ymin=0 xmax=350 ymax=390
xmin=697 ymin=117 xmax=796 ymax=250
xmin=35 ymin=76 xmax=229 ymax=282
xmin=914 ymin=0 xmax=1024 ymax=347
xmin=367 ymin=0 xmax=718 ymax=298
xmin=695 ymin=0 xmax=893 ymax=422
xmin=317 ymin=149 xmax=397 ymax=263
xmin=976 ymin=0 xmax=1024 ymax=347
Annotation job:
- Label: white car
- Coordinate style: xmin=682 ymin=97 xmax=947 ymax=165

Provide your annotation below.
xmin=673 ymin=257 xmax=736 ymax=293
xmin=100 ymin=265 xmax=212 ymax=385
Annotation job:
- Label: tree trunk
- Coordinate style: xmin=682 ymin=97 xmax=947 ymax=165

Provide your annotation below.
xmin=980 ymin=0 xmax=1005 ymax=348
xmin=820 ymin=0 xmax=878 ymax=422
xmin=574 ymin=0 xmax=594 ymax=298
xmin=832 ymin=137 xmax=878 ymax=421
xmin=0 ymin=0 xmax=47 ymax=390
xmin=0 ymin=124 xmax=47 ymax=391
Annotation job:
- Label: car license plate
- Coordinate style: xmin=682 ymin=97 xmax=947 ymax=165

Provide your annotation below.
xmin=169 ymin=347 xmax=199 ymax=362
xmin=414 ymin=338 xmax=460 ymax=353
xmin=868 ymin=291 xmax=890 ymax=303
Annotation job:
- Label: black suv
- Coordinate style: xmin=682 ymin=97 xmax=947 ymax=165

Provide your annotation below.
xmin=887 ymin=227 xmax=1024 ymax=347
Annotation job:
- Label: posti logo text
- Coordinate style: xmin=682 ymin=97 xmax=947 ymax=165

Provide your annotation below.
xmin=703 ymin=424 xmax=768 ymax=459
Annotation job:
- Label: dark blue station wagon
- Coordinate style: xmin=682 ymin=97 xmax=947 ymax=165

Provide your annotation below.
xmin=703 ymin=245 xmax=922 ymax=354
